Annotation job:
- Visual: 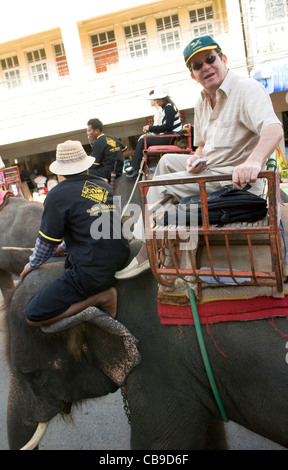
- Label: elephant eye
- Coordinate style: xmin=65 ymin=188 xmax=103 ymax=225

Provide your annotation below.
xmin=20 ymin=368 xmax=46 ymax=385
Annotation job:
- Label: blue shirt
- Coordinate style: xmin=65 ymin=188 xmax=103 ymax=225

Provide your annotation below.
xmin=29 ymin=237 xmax=56 ymax=270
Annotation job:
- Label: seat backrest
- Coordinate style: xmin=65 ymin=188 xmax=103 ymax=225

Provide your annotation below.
xmin=143 ymin=124 xmax=193 ymax=151
xmin=0 ymin=166 xmax=21 ymax=196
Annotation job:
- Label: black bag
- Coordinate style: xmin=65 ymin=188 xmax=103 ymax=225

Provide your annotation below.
xmin=161 ymin=184 xmax=268 ymax=227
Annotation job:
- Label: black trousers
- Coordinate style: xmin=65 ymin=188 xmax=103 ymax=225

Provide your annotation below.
xmin=131 ymin=135 xmax=174 ymax=170
xmin=24 ymin=264 xmax=114 ymax=323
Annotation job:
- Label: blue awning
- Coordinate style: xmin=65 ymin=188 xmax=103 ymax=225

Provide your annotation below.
xmin=253 ymin=64 xmax=288 ymax=94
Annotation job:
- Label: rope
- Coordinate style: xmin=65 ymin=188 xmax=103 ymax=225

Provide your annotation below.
xmin=121 ymin=157 xmax=145 ymax=218
xmin=187 ymin=285 xmax=229 ymax=422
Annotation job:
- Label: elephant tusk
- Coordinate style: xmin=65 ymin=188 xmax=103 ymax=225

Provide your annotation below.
xmin=20 ymin=422 xmax=49 ymax=450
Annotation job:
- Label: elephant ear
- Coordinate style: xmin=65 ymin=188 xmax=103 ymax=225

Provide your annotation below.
xmin=41 ymin=307 xmax=141 ymax=387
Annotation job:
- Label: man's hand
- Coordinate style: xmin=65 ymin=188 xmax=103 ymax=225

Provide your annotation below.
xmin=187 ymin=156 xmax=207 ymax=174
xmin=232 ymin=161 xmax=262 ymax=189
xmin=19 ymin=263 xmax=32 ymax=281
xmin=53 ymin=245 xmax=66 ymax=257
xmin=233 ymin=123 xmax=283 ymax=189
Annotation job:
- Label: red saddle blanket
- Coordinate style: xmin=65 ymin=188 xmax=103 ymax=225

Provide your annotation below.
xmin=158 ymin=294 xmax=288 ymax=325
xmin=0 ymin=190 xmax=14 ymax=209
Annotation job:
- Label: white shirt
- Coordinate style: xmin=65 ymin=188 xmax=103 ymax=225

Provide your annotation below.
xmin=194 ymin=69 xmax=281 ymax=191
xmin=153 ymin=106 xmax=164 ymax=126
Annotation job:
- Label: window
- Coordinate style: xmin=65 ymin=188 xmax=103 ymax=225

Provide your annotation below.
xmin=1 ymin=55 xmax=22 ymax=89
xmin=156 ymin=14 xmax=181 ymax=53
xmin=156 ymin=15 xmax=179 ymax=30
xmin=53 ymin=43 xmax=69 ymax=77
xmin=124 ymin=23 xmax=147 ymax=37
xmin=265 ymin=0 xmax=286 ymax=20
xmin=124 ymin=22 xmax=148 ymax=60
xmin=249 ymin=0 xmax=288 ymax=54
xmin=189 ymin=6 xmax=214 ymax=37
xmin=91 ymin=30 xmax=119 ymax=73
xmin=26 ymin=48 xmax=49 ymax=83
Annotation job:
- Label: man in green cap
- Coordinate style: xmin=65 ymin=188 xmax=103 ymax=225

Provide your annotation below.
xmin=159 ymin=34 xmax=283 ymax=195
xmin=115 ymin=35 xmax=283 ymax=279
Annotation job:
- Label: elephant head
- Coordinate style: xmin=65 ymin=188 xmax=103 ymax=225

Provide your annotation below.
xmin=5 ymin=261 xmax=140 ymax=450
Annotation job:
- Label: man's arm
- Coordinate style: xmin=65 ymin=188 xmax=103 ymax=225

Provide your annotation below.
xmin=232 ymin=123 xmax=283 ymax=189
xmin=19 ymin=237 xmax=57 ymax=280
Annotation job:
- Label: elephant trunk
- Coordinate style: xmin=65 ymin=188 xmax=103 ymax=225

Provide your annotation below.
xmin=7 ymin=372 xmax=52 ymax=450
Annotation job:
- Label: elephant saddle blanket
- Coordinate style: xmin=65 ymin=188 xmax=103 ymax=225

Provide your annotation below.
xmin=157 ymin=290 xmax=288 ymax=325
xmin=0 ymin=190 xmax=14 ymax=210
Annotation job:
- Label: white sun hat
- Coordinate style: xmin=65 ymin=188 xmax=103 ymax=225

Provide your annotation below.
xmin=151 ymin=86 xmax=170 ymax=99
xmin=49 ymin=140 xmax=95 ymax=176
xmin=147 ymin=89 xmax=156 ymax=100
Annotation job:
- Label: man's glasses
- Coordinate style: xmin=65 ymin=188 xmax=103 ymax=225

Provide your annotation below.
xmin=188 ymin=54 xmax=218 ymax=72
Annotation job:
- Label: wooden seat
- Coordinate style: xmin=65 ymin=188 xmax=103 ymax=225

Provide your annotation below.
xmin=138 ymin=170 xmax=284 ymax=298
xmin=0 ymin=166 xmax=21 ymax=196
xmin=143 ymin=124 xmax=194 ymax=179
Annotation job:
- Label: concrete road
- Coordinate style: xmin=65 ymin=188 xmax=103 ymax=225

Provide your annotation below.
xmin=0 ymin=308 xmax=285 ymax=450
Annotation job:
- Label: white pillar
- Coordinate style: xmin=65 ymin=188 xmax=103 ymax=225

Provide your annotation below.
xmin=60 ymin=19 xmax=86 ymax=83
xmin=223 ymin=0 xmax=247 ymax=61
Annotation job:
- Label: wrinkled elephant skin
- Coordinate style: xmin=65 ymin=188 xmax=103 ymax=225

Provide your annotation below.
xmin=0 ymin=197 xmax=43 ymax=299
xmin=5 ymin=245 xmax=288 ymax=450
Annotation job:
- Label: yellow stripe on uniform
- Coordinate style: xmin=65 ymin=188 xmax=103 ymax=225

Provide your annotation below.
xmin=39 ymin=230 xmax=63 ymax=242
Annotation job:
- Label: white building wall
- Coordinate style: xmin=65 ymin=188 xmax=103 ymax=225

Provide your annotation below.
xmin=2 ymin=1 xmax=239 ymax=154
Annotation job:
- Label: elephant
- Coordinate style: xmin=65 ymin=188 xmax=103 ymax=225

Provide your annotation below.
xmin=4 ymin=237 xmax=288 ymax=450
xmin=0 ymin=196 xmax=43 ymax=300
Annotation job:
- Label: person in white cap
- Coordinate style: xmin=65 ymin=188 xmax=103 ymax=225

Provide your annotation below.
xmin=20 ymin=140 xmax=130 ymax=326
xmin=125 ymin=86 xmax=181 ymax=178
xmin=116 ymin=35 xmax=283 ymax=279
xmin=147 ymin=89 xmax=164 ymax=126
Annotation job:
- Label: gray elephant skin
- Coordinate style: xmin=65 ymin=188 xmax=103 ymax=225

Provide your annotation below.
xmin=4 ymin=240 xmax=288 ymax=450
xmin=0 ymin=197 xmax=43 ymax=299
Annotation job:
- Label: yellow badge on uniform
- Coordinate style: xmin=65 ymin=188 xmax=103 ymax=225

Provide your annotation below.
xmin=106 ymin=137 xmax=116 ymax=147
xmin=81 ymin=180 xmax=109 ymax=203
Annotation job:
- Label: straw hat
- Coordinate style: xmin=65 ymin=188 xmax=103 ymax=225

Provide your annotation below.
xmin=49 ymin=140 xmax=95 ymax=176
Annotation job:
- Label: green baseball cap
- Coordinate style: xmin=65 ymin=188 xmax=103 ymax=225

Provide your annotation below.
xmin=183 ymin=35 xmax=221 ymax=67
